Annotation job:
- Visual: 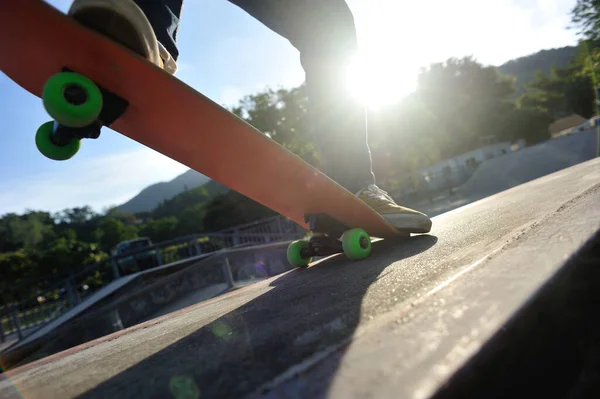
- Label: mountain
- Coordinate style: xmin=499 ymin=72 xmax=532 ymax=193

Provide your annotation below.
xmin=496 ymin=46 xmax=578 ymax=95
xmin=151 ymin=179 xmax=230 ymax=219
xmin=118 ymin=169 xmax=211 ymax=213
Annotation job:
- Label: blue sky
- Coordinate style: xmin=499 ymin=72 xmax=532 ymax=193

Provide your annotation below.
xmin=0 ymin=0 xmax=578 ymax=215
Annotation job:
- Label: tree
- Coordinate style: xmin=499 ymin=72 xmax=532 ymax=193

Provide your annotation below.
xmin=498 ymin=105 xmax=553 ymax=145
xmin=517 ymin=45 xmax=597 ymax=119
xmin=54 ymin=206 xmax=97 ymax=224
xmin=38 ymin=237 xmax=105 ymax=277
xmin=140 ymin=217 xmax=178 ymax=242
xmin=95 ymin=218 xmax=138 ymax=252
xmin=54 ymin=206 xmax=103 ymax=244
xmin=0 ymin=250 xmax=39 ymax=286
xmin=153 ymin=184 xmax=213 ymax=219
xmin=571 ymin=0 xmax=600 ymax=42
xmin=202 ymin=192 xmax=276 ymax=231
xmin=415 ymin=56 xmax=516 ymax=158
xmin=367 ymin=94 xmax=444 ymax=185
xmin=175 ymin=206 xmax=206 ymax=236
xmin=0 ymin=211 xmax=55 ymax=252
xmin=366 ymin=56 xmax=518 ymax=190
xmin=232 ymin=86 xmax=320 ymax=167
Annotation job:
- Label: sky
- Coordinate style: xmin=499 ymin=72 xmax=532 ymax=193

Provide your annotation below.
xmin=0 ymin=0 xmax=579 ymax=215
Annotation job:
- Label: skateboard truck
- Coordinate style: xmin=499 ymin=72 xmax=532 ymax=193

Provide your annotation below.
xmin=35 ymin=67 xmax=128 ymax=161
xmin=286 ymin=213 xmax=373 ymax=268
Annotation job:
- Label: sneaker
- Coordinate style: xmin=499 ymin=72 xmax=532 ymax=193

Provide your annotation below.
xmin=68 ymin=0 xmax=178 ymax=74
xmin=356 ymin=184 xmax=432 ymax=233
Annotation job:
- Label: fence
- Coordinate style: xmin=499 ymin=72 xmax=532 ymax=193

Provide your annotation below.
xmin=0 ymin=216 xmax=306 ymax=345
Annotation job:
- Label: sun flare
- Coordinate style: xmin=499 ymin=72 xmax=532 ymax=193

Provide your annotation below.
xmin=345 ymin=1 xmax=422 ymax=109
xmin=346 ymin=54 xmax=417 ymax=109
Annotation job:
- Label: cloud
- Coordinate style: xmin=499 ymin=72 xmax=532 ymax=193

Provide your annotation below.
xmin=0 ymin=148 xmax=189 ymax=215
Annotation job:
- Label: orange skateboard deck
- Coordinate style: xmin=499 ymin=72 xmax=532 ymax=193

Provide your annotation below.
xmin=0 ymin=0 xmax=406 ymax=264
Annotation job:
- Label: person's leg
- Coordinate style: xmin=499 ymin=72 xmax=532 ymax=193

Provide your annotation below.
xmin=227 ymin=0 xmax=431 ymax=233
xmin=228 ymin=0 xmax=375 ymax=193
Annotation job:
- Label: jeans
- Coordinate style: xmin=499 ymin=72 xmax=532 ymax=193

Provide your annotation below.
xmin=134 ymin=0 xmax=376 ymax=193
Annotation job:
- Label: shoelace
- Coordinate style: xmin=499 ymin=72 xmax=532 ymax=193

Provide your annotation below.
xmin=158 ymin=42 xmax=178 ymax=75
xmin=360 ymin=185 xmax=396 ymax=204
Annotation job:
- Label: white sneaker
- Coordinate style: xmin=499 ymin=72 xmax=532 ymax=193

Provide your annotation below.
xmin=68 ymin=0 xmax=177 ymax=74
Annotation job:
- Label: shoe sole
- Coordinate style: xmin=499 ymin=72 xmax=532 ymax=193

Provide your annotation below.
xmin=68 ymin=0 xmax=162 ymax=68
xmin=380 ymin=213 xmax=432 ymax=234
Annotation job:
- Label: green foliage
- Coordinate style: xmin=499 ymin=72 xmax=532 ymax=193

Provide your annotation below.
xmin=174 ymin=205 xmax=206 ymax=236
xmin=571 ymin=0 xmax=600 ymax=42
xmin=95 ymin=218 xmax=138 ymax=252
xmin=0 ymin=212 xmax=55 ymax=252
xmin=498 ymin=105 xmax=553 ymax=145
xmin=54 ymin=206 xmax=97 ymax=224
xmin=152 ymin=180 xmax=226 ymax=219
xmin=0 ymin=229 xmax=108 ymax=302
xmin=367 ymin=55 xmax=531 ymax=186
xmin=232 ymin=86 xmax=320 ymax=166
xmin=415 ymin=56 xmax=517 ymax=157
xmin=38 ymin=237 xmax=105 ymax=277
xmin=140 ymin=217 xmax=178 ymax=242
xmin=202 ymin=191 xmax=276 ymax=231
xmin=517 ymin=42 xmax=598 ymax=119
xmin=496 ymin=46 xmax=578 ymax=96
xmin=0 ymin=250 xmax=39 ymax=285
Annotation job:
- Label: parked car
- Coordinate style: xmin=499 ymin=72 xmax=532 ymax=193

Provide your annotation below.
xmin=112 ymin=237 xmax=157 ymax=274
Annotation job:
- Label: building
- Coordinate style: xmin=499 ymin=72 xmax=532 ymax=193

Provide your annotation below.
xmin=390 ymin=139 xmax=526 ymax=198
xmin=549 ymin=114 xmax=587 ymax=138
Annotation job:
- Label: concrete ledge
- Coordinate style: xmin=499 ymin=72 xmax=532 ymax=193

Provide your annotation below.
xmin=0 ymin=242 xmax=293 ymax=370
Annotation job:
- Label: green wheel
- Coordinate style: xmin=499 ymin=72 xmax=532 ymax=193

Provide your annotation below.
xmin=287 ymin=240 xmax=312 ymax=268
xmin=42 ymin=72 xmax=103 ymax=127
xmin=342 ymin=228 xmax=372 ymax=260
xmin=35 ymin=121 xmax=81 ymax=161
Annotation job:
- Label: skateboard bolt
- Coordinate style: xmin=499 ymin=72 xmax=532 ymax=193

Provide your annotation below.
xmin=63 ymin=84 xmax=88 ymax=106
xmin=359 ymin=236 xmax=369 ymax=249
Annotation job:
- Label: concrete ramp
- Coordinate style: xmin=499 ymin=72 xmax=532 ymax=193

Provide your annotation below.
xmin=459 ymin=128 xmax=597 ymax=200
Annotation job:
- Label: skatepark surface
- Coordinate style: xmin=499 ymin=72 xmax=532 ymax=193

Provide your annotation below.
xmin=1 ymin=155 xmax=599 ymax=398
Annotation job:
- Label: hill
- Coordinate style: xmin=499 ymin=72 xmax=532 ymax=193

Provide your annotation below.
xmin=117 ymin=169 xmax=211 ymax=213
xmin=496 ymin=46 xmax=577 ymax=95
xmin=151 ymin=179 xmax=230 ymax=219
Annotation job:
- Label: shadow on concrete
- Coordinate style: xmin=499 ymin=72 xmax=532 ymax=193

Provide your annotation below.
xmin=1 ymin=243 xmax=295 ymax=371
xmin=77 ymin=234 xmax=438 ymax=399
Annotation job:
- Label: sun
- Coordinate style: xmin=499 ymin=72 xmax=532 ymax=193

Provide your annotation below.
xmin=345 ymin=1 xmax=421 ymax=109
xmin=346 ymin=54 xmax=417 ymax=109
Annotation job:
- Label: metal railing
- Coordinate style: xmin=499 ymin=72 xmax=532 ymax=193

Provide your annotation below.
xmin=0 ymin=216 xmax=306 ymax=345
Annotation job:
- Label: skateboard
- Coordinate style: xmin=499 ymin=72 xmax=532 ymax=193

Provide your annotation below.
xmin=0 ymin=0 xmax=407 ymax=268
